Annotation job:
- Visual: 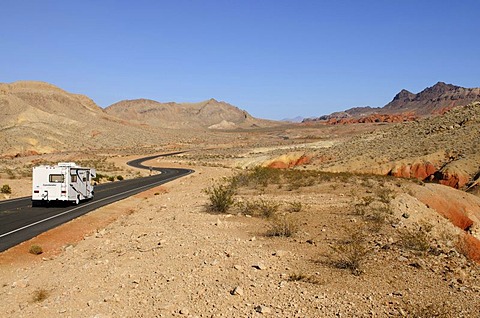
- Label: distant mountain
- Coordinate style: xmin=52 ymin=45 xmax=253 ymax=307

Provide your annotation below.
xmin=105 ymin=98 xmax=275 ymax=129
xmin=0 ymin=80 xmax=278 ymax=156
xmin=383 ymin=82 xmax=480 ymax=115
xmin=281 ymin=116 xmax=305 ymax=123
xmin=0 ymin=81 xmax=165 ymax=156
xmin=305 ymin=82 xmax=480 ymax=124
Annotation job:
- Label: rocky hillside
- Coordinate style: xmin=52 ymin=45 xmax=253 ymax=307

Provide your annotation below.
xmin=306 ymin=82 xmax=480 ymax=124
xmin=105 ymin=98 xmax=274 ymax=129
xmin=312 ymin=102 xmax=480 ymax=192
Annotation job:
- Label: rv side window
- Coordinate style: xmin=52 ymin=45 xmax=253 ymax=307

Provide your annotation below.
xmin=49 ymin=174 xmax=65 ymax=183
xmin=71 ymin=175 xmax=78 ymax=182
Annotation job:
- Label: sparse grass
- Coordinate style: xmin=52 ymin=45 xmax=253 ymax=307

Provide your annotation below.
xmin=32 ymin=288 xmax=49 ymax=302
xmin=1 ymin=184 xmax=12 ymax=194
xmin=267 ymin=214 xmax=299 ymax=237
xmin=29 ymin=244 xmax=43 ymax=255
xmin=204 ymin=182 xmax=236 ymax=213
xmin=330 ymin=227 xmax=369 ymax=276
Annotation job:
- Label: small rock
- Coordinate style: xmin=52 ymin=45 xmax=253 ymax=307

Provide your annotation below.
xmin=255 ymin=305 xmax=271 ymax=314
xmin=230 ymin=286 xmax=244 ymax=296
xmin=179 ymin=308 xmax=189 ymax=315
xmin=273 ymin=250 xmax=287 ymax=257
xmin=253 ymin=263 xmax=266 ymax=270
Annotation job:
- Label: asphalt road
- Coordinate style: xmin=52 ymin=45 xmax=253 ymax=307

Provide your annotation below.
xmin=0 ymin=153 xmax=193 ymax=252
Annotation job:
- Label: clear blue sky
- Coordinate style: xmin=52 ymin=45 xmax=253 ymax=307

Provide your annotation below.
xmin=2 ymin=1 xmax=479 ymax=120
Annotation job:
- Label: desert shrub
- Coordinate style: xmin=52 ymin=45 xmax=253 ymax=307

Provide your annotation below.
xmin=376 ymin=187 xmax=395 ymax=203
xmin=32 ymin=288 xmax=49 ymax=302
xmin=5 ymin=168 xmax=16 ymax=179
xmin=107 ymin=176 xmax=115 ymax=182
xmin=353 ymin=196 xmax=374 ymax=216
xmin=116 ymin=175 xmax=124 ymax=181
xmin=287 ymin=201 xmax=303 ymax=212
xmin=29 ymin=245 xmax=43 ymax=255
xmin=204 ymin=182 xmax=236 ymax=213
xmin=267 ymin=214 xmax=299 ymax=237
xmin=331 ymin=227 xmax=369 ymax=275
xmin=288 ymin=273 xmax=308 ymax=281
xmin=288 ymin=273 xmax=323 ymax=285
xmin=237 ymin=166 xmax=281 ymax=188
xmin=92 ymin=173 xmax=106 ymax=182
xmin=365 ymin=205 xmax=393 ymax=231
xmin=1 ymin=184 xmax=12 ymax=194
xmin=399 ymin=228 xmax=430 ymax=252
xmin=238 ymin=199 xmax=280 ymax=218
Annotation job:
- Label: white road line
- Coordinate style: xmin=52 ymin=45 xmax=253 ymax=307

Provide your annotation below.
xmin=0 ymin=172 xmax=190 ymax=239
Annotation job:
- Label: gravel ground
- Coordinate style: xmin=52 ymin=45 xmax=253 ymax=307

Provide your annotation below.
xmin=1 ymin=163 xmax=479 ymax=318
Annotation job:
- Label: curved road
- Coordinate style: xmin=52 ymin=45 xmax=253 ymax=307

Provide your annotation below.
xmin=0 ymin=153 xmax=193 ymax=252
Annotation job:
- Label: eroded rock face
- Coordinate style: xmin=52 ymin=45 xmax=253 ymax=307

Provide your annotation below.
xmin=432 ymin=168 xmax=471 ymax=189
xmin=265 ymin=154 xmax=311 ymax=169
xmin=388 ymin=161 xmax=437 ymax=180
xmin=388 ymin=157 xmax=475 ymax=190
xmin=414 ymin=183 xmax=479 ymax=233
xmin=461 ymin=234 xmax=480 ymax=263
xmin=413 ymin=183 xmax=480 ymax=263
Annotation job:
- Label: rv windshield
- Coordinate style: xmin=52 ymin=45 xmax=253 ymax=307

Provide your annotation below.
xmin=49 ymin=174 xmax=65 ymax=183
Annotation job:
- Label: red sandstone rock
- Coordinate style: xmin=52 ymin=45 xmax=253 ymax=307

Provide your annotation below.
xmin=389 ymin=162 xmax=437 ymax=180
xmin=434 ymin=170 xmax=470 ymax=189
xmin=460 ymin=234 xmax=480 ymax=263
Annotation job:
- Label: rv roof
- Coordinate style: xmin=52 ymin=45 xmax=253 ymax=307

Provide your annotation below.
xmin=58 ymin=162 xmax=78 ymax=167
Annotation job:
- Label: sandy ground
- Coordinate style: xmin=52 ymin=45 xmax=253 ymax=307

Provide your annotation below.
xmin=1 ymin=159 xmax=479 ymax=317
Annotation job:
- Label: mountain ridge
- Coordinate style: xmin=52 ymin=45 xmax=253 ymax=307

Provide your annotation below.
xmin=305 ymin=82 xmax=480 ymax=124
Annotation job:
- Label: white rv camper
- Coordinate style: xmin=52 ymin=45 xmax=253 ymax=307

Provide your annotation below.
xmin=32 ymin=162 xmax=96 ymax=205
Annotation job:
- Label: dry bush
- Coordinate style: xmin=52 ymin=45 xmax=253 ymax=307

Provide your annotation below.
xmin=1 ymin=184 xmax=12 ymax=194
xmin=32 ymin=288 xmax=49 ymax=302
xmin=376 ymin=186 xmax=395 ymax=203
xmin=287 ymin=201 xmax=303 ymax=212
xmin=365 ymin=205 xmax=393 ymax=232
xmin=267 ymin=214 xmax=299 ymax=237
xmin=204 ymin=182 xmax=236 ymax=213
xmin=288 ymin=273 xmax=323 ymax=285
xmin=29 ymin=245 xmax=43 ymax=255
xmin=353 ymin=196 xmax=374 ymax=216
xmin=399 ymin=228 xmax=431 ymax=253
xmin=238 ymin=199 xmax=280 ymax=218
xmin=231 ymin=166 xmax=281 ymax=189
xmin=330 ymin=227 xmax=370 ymax=276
